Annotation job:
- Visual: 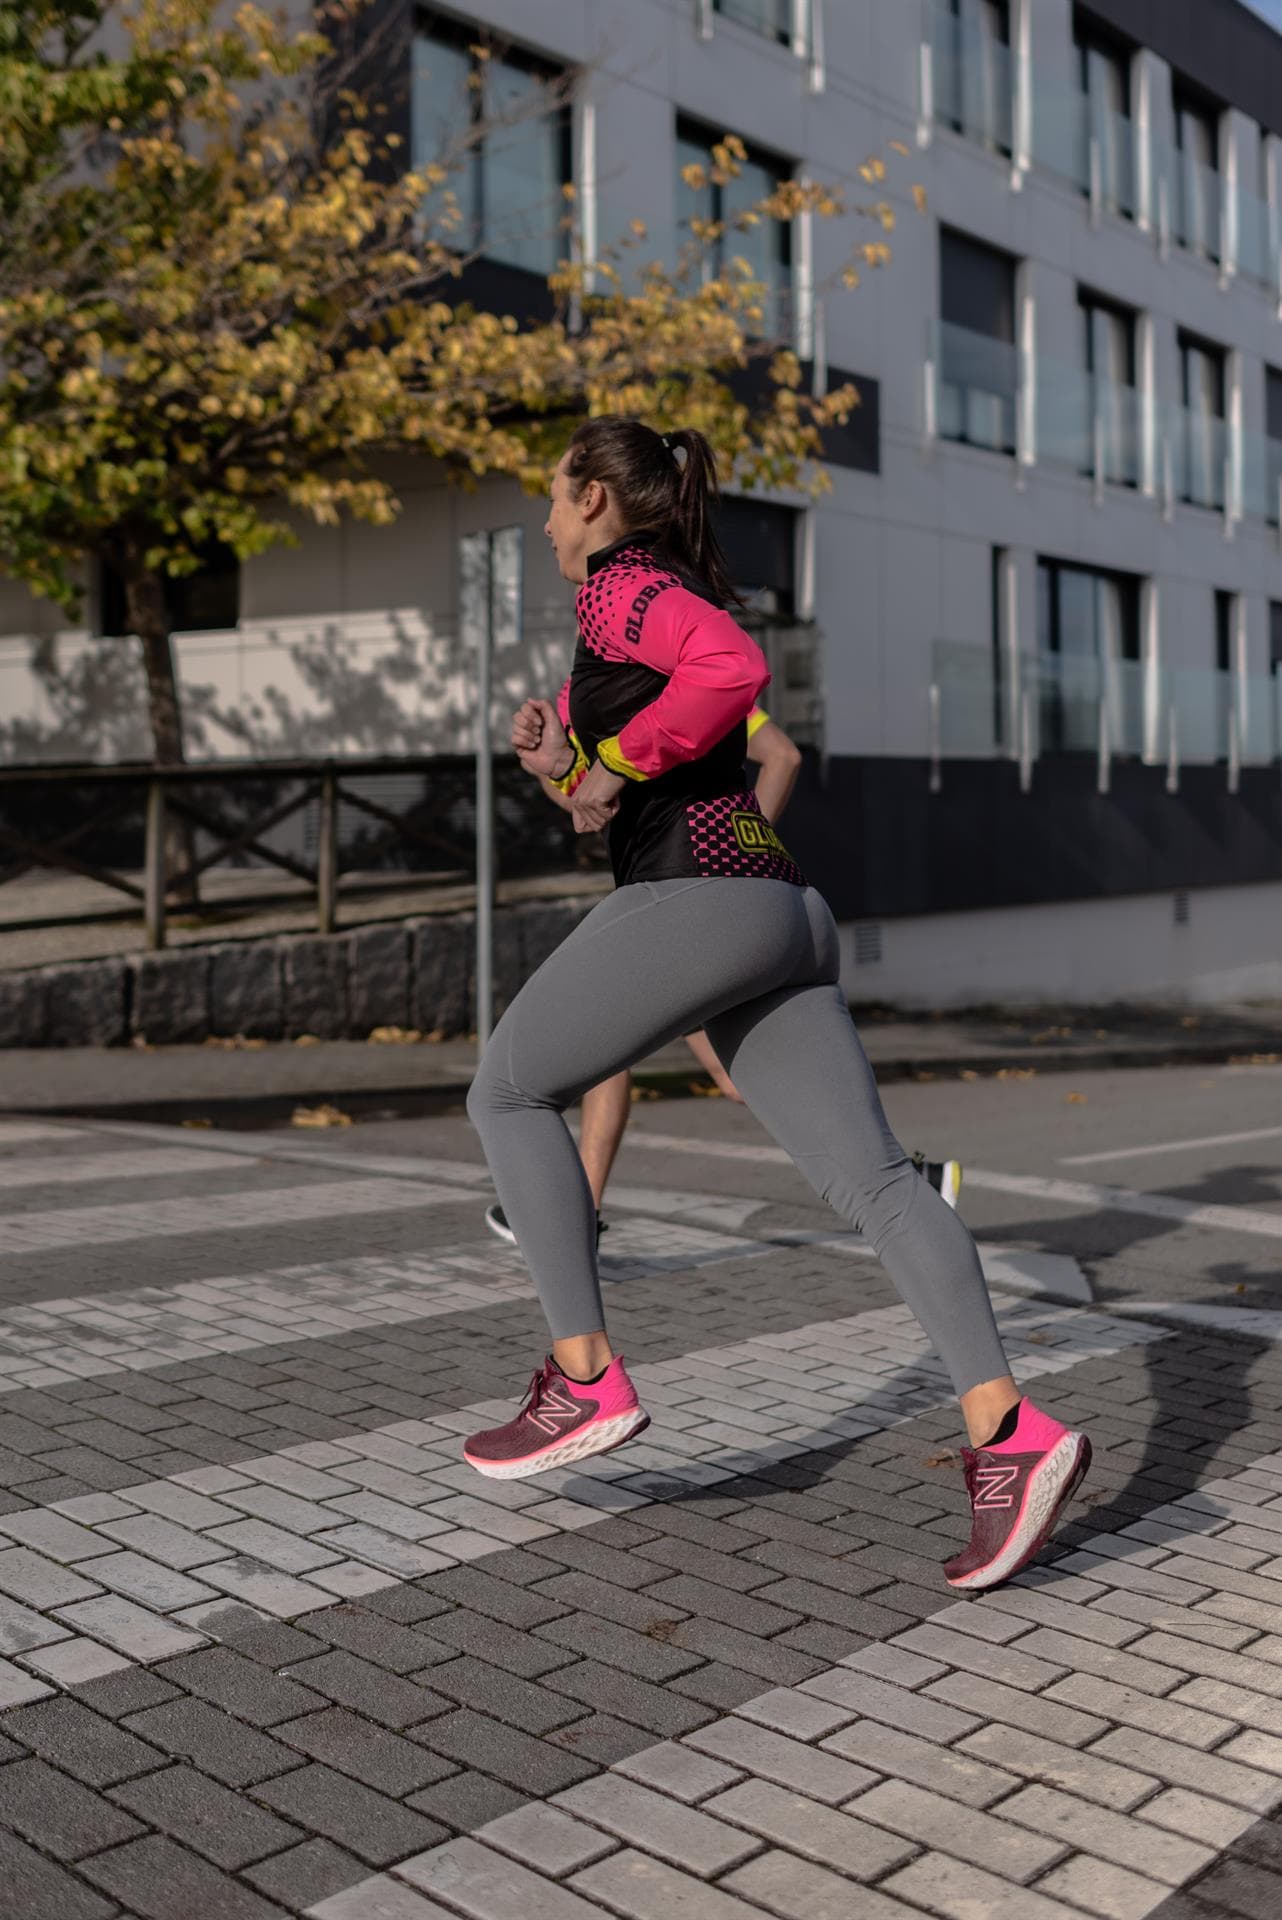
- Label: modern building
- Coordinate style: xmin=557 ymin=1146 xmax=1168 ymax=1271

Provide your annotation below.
xmin=4 ymin=0 xmax=1282 ymax=1004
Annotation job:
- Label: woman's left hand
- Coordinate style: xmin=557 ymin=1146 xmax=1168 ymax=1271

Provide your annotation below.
xmin=570 ymin=760 xmax=625 ymax=834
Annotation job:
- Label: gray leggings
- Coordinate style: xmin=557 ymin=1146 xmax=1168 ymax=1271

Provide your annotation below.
xmin=467 ymin=878 xmax=1010 ymax=1398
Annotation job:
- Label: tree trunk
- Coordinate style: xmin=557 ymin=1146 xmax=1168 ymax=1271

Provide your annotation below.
xmin=121 ymin=542 xmax=200 ymax=906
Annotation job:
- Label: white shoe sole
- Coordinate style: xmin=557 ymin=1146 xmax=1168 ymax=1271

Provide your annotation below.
xmin=946 ymin=1430 xmax=1091 ymax=1591
xmin=484 ymin=1206 xmax=516 ymax=1245
xmin=465 ymin=1407 xmax=650 ymax=1480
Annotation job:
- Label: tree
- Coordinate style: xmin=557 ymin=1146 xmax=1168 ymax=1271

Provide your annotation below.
xmin=0 ymin=0 xmax=914 ymax=775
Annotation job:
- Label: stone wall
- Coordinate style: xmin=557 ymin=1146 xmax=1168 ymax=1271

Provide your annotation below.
xmin=0 ymin=898 xmax=594 ymax=1048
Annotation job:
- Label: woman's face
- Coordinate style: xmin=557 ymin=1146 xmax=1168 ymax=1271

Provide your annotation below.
xmin=544 ymin=453 xmax=606 ymax=585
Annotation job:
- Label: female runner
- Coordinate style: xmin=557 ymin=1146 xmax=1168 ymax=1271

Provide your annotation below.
xmin=464 ymin=418 xmax=1090 ymax=1591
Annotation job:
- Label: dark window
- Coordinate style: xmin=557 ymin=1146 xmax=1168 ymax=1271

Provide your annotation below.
xmin=1267 ymin=367 xmax=1282 ymax=445
xmin=1173 ymin=88 xmax=1221 ymax=260
xmin=939 ymin=227 xmax=1018 ymax=454
xmin=1179 ymin=331 xmax=1227 ymax=509
xmin=1272 ymin=602 xmax=1282 ymax=670
xmin=1215 ymin=590 xmax=1233 ymax=675
xmin=1074 ymin=17 xmax=1133 ymax=215
xmin=1215 ymin=590 xmax=1235 ymax=761
xmin=934 ymin=0 xmax=1012 ymax=155
xmin=1077 ymin=289 xmax=1138 ymax=486
xmin=714 ymin=497 xmax=795 ymax=615
xmin=713 ymin=0 xmax=793 ymax=47
xmin=677 ymin=118 xmax=792 ymax=337
xmin=1036 ymin=557 xmax=1139 ymax=752
xmin=412 ymin=16 xmax=570 ymax=278
xmin=98 ymin=548 xmax=240 ymax=638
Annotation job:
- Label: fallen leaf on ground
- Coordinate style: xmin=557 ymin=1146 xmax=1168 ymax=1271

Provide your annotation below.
xmin=181 ymin=1117 xmax=212 ymax=1129
xmin=294 ymin=1034 xmax=321 ymax=1047
xmin=690 ymin=1081 xmax=723 ymax=1097
xmin=629 ymin=1085 xmax=661 ymax=1102
xmin=959 ymin=1069 xmax=980 ymax=1082
xmin=291 ymin=1103 xmax=353 ymax=1128
xmin=995 ymin=1067 xmax=1037 ymax=1081
xmin=1065 ymin=1092 xmax=1088 ymax=1105
xmin=368 ymin=1026 xmax=423 ymax=1045
xmin=924 ymin=1450 xmax=957 ymax=1468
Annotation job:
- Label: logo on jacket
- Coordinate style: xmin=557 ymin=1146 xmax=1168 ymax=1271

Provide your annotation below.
xmin=623 ymin=581 xmax=669 ymax=645
xmin=731 ymin=812 xmax=788 ymax=857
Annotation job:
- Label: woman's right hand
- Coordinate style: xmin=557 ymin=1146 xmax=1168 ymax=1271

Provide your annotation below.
xmin=511 ymin=698 xmax=573 ymax=780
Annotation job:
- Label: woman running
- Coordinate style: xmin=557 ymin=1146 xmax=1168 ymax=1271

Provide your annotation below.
xmin=465 ymin=419 xmax=1090 ymax=1591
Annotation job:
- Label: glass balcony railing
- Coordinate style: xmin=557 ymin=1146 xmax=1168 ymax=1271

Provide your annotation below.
xmin=1171 ymin=407 xmax=1229 ymax=510
xmin=1036 ymin=360 xmax=1141 ymax=487
xmin=929 ymin=642 xmax=1282 ymax=774
xmin=1238 ymin=424 xmax=1282 ymax=524
xmin=1235 ymin=183 xmax=1281 ymax=290
xmin=928 ymin=0 xmax=1014 ymax=156
xmin=938 ymin=319 xmax=1020 ymax=454
xmin=1034 ymin=87 xmax=1136 ymax=219
xmin=1168 ymin=148 xmax=1223 ymax=262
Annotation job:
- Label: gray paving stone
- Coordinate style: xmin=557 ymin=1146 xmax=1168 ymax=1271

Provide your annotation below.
xmin=245 ymin=1838 xmax=370 ymax=1911
xmin=548 ymin=1659 xmax=714 ymax=1739
xmin=958 ymin=1722 xmax=1160 ymax=1809
xmin=1139 ymin=1786 xmax=1258 ymax=1853
xmin=571 ymin=1845 xmax=776 ymax=1918
xmin=824 ymin=1717 xmax=1020 ymax=1809
xmin=732 ymin=1685 xmax=854 ymax=1741
xmin=666 ymin=1616 xmax=825 ymax=1687
xmin=287 ymin=1650 xmax=450 ymax=1730
xmin=553 ymin=1772 xmax=759 ymax=1876
xmin=123 ymin=1698 xmax=299 ymax=1788
xmin=854 ymin=1776 xmax=1069 ymax=1882
xmin=722 ymin=1849 xmax=916 ymax=1920
xmin=881 ymin=1850 xmax=1091 ymax=1920
xmin=256 ymin=1761 xmax=447 ymax=1866
xmin=426 ymin=1607 xmax=578 ymax=1678
xmin=154 ymin=1646 xmax=326 ymax=1726
xmin=80 ymin=1832 xmax=291 ymax=1919
xmin=277 ymin=1708 xmax=457 ymax=1796
xmin=802 ymin=1667 xmax=981 ymax=1742
xmin=705 ymin=1775 xmax=917 ymax=1880
xmin=482 ymin=1801 xmax=619 ymax=1876
xmin=72 ymin=1664 xmax=180 ymax=1720
xmin=0 ymin=1754 xmax=145 ymax=1858
xmin=412 ymin=1708 xmax=596 ymax=1796
xmin=0 ymin=1827 xmax=118 ymax=1920
xmin=890 ymin=1621 xmax=1073 ymax=1692
xmin=1044 ymin=1671 xmax=1238 ymax=1748
xmin=1037 ymin=1852 xmax=1176 ymax=1920
xmin=427 ymin=1654 xmax=588 ymax=1735
xmin=3 ymin=1694 xmax=165 ymax=1785
xmin=641 ymin=1575 xmax=802 ymax=1638
xmin=685 ymin=1716 xmax=878 ymax=1804
xmin=406 ymin=1771 xmax=524 ymax=1834
xmin=535 ymin=1613 xmax=706 ymax=1683
xmin=401 ymin=1835 xmax=604 ymax=1918
xmin=301 ymin=1608 xmax=451 ymax=1674
xmin=111 ymin=1763 xmax=303 ymax=1869
xmin=1087 ymin=1726 xmax=1282 ymax=1812
xmin=611 ymin=1740 xmax=744 ymax=1805
xmin=999 ymin=1783 xmax=1215 ymax=1882
xmin=0 ymin=1545 xmax=104 ymax=1608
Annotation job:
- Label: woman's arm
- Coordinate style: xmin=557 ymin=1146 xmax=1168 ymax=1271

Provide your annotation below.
xmin=746 ymin=712 xmax=803 ymax=825
xmin=594 ymin=592 xmax=770 ymax=784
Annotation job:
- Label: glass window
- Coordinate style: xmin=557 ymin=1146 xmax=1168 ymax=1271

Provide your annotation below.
xmin=939 ymin=227 xmax=1018 ymax=454
xmin=676 ymin=119 xmax=792 ymax=337
xmin=1036 ymin=558 xmax=1140 ymax=752
xmin=935 ymin=0 xmax=1012 ymax=155
xmin=412 ymin=22 xmax=568 ymax=277
xmin=1173 ymin=90 xmax=1221 ymax=259
xmin=1179 ymin=332 xmax=1227 ymax=509
xmin=1075 ymin=26 xmax=1133 ymax=216
xmin=713 ymin=0 xmax=794 ymax=46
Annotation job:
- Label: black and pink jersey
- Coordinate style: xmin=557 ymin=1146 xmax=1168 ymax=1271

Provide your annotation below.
xmin=553 ymin=536 xmax=806 ymax=890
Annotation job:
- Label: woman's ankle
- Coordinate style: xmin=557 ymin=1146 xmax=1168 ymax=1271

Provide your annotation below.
xmin=552 ymin=1333 xmax=614 ymax=1383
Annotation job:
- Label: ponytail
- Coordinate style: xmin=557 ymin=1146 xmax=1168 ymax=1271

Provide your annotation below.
xmin=563 ymin=418 xmax=742 ymax=605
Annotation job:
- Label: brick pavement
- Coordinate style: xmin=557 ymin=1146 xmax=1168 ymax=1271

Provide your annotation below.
xmin=2 ymin=1114 xmax=1282 ymax=1917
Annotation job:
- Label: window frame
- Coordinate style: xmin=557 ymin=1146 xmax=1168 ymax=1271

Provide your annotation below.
xmin=412 ymin=11 xmax=573 ymax=279
xmin=675 ymin=114 xmax=795 ymax=335
xmin=711 ymin=0 xmax=795 ymax=50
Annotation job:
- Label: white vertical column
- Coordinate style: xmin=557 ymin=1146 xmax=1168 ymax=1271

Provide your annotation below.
xmin=1010 ymin=0 xmax=1033 ymax=186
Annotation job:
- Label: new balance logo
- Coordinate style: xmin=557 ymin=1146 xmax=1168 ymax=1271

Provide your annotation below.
xmin=528 ymin=1384 xmax=585 ymax=1435
xmin=973 ymin=1463 xmax=1021 ymax=1510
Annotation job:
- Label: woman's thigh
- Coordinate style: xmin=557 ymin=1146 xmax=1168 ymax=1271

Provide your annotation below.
xmin=481 ymin=879 xmax=813 ymax=1109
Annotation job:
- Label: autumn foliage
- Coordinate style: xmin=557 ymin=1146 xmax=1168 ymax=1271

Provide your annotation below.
xmin=0 ymin=0 xmax=913 ymax=761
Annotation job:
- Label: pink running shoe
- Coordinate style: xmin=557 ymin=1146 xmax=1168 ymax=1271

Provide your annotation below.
xmin=463 ymin=1356 xmax=650 ymax=1480
xmin=944 ymin=1399 xmax=1092 ymax=1592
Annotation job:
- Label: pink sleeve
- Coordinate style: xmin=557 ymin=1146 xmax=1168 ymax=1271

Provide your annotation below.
xmin=596 ymin=593 xmax=770 ymax=782
xmin=555 ymin=676 xmax=573 ymax=733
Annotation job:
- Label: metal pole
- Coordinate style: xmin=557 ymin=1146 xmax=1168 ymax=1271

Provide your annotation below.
xmin=1019 ymin=687 xmax=1033 ymax=794
xmin=475 ymin=538 xmax=495 ymax=1051
xmin=317 ymin=768 xmax=338 ymax=935
xmin=1166 ymin=702 xmax=1179 ymax=794
xmin=1096 ymin=695 xmax=1111 ymax=795
xmin=144 ymin=777 xmax=166 ymax=951
xmin=1228 ymin=706 xmax=1241 ymax=795
xmin=928 ymin=682 xmax=942 ymax=794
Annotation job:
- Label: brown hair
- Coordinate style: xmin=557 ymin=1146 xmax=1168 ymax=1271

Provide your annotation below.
xmin=563 ymin=419 xmax=740 ymax=604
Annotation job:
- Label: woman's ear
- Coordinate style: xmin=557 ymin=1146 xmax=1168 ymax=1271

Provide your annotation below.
xmin=579 ymin=478 xmax=608 ymax=522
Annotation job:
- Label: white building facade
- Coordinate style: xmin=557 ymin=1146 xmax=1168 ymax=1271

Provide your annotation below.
xmin=4 ymin=0 xmax=1282 ymax=1005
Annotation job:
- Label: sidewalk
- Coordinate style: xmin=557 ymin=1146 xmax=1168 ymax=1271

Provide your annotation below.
xmin=1 ymin=1002 xmax=1277 ymax=1121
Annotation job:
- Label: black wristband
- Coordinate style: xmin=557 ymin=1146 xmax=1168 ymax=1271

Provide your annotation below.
xmin=551 ymin=745 xmax=577 ymax=781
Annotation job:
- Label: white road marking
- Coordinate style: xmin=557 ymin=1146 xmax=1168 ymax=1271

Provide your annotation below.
xmin=965 ymin=1169 xmax=1282 ymax=1241
xmin=1063 ymin=1124 xmax=1282 ymax=1166
xmin=0 ymin=1121 xmax=85 ymax=1147
xmin=623 ymin=1132 xmax=1282 ymax=1242
xmin=0 ymin=1148 xmax=242 ymax=1192
xmin=0 ymin=1294 xmax=1161 ymax=1698
xmin=309 ymin=1442 xmax=1282 ymax=1920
